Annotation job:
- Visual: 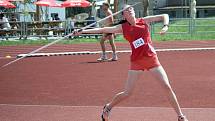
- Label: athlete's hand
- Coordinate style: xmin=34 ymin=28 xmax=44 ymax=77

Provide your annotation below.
xmin=160 ymin=25 xmax=168 ymax=35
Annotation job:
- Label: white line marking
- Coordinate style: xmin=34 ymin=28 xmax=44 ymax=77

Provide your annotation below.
xmin=15 ymin=47 xmax=215 ymax=58
xmin=156 ymin=47 xmax=215 ymax=51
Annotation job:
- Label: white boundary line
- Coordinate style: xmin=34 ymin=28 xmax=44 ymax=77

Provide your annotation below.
xmin=156 ymin=47 xmax=215 ymax=51
xmin=16 ymin=47 xmax=215 ymax=58
xmin=0 ymin=103 xmax=214 ymax=110
xmin=1 ymin=47 xmax=215 ymax=59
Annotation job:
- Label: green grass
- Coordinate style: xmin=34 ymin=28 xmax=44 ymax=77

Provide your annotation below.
xmin=0 ymin=39 xmax=51 ymax=46
xmin=0 ymin=39 xmax=90 ymax=46
xmin=0 ymin=35 xmax=127 ymax=46
xmin=1 ymin=18 xmax=215 ymax=46
xmin=151 ymin=18 xmax=215 ymax=41
xmin=152 ymin=33 xmax=215 ymax=41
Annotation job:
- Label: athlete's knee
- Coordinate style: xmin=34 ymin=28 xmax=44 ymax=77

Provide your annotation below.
xmin=109 ymin=41 xmax=113 ymax=45
xmin=100 ymin=40 xmax=105 ymax=44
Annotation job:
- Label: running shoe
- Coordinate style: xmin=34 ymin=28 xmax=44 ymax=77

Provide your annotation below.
xmin=101 ymin=104 xmax=111 ymax=121
xmin=97 ymin=56 xmax=108 ymax=62
xmin=178 ymin=115 xmax=188 ymax=121
xmin=109 ymin=54 xmax=118 ymax=61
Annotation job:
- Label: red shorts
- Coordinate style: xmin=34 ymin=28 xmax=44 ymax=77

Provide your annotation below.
xmin=130 ymin=55 xmax=161 ymax=71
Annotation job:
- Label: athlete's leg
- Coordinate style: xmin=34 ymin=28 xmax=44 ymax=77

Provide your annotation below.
xmin=98 ymin=35 xmax=108 ymax=61
xmin=108 ymin=35 xmax=116 ymax=54
xmin=109 ymin=70 xmax=142 ymax=108
xmin=149 ymin=66 xmax=188 ymax=120
xmin=108 ymin=35 xmax=118 ymax=61
xmin=102 ymin=70 xmax=142 ymax=120
xmin=100 ymin=36 xmax=106 ymax=54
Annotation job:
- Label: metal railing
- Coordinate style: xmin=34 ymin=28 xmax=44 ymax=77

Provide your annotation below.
xmin=151 ymin=18 xmax=215 ymax=35
xmin=0 ymin=20 xmax=99 ymax=40
xmin=1 ymin=18 xmax=215 ymax=40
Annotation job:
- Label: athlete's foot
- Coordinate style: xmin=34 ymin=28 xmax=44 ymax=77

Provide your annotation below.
xmin=97 ymin=56 xmax=108 ymax=62
xmin=109 ymin=54 xmax=118 ymax=61
xmin=178 ymin=115 xmax=188 ymax=121
xmin=101 ymin=104 xmax=111 ymax=121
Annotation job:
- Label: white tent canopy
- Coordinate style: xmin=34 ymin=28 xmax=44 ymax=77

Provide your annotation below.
xmin=95 ymin=0 xmax=114 ymax=5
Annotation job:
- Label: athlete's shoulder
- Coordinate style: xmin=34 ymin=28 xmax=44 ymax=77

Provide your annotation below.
xmin=107 ymin=9 xmax=113 ymax=15
xmin=136 ymin=18 xmax=146 ymax=24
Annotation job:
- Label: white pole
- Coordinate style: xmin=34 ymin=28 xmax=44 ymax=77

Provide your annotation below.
xmin=190 ymin=0 xmax=196 ymax=19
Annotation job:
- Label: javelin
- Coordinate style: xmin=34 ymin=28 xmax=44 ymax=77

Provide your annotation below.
xmin=0 ymin=2 xmax=141 ymax=69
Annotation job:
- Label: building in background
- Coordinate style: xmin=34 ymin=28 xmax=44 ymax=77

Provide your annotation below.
xmin=153 ymin=0 xmax=215 ymax=18
xmin=117 ymin=0 xmax=215 ymax=18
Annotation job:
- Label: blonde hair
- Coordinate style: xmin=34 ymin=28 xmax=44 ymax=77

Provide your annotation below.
xmin=102 ymin=2 xmax=110 ymax=8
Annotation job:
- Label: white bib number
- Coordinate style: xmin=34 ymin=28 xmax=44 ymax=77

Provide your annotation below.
xmin=132 ymin=38 xmax=145 ymax=49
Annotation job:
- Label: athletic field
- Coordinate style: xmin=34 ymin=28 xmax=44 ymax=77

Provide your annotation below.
xmin=0 ymin=40 xmax=215 ymax=121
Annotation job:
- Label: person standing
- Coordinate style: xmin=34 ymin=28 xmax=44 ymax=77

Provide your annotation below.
xmin=74 ymin=4 xmax=188 ymax=121
xmin=67 ymin=15 xmax=75 ymax=32
xmin=66 ymin=14 xmax=76 ymax=38
xmin=91 ymin=0 xmax=97 ymax=19
xmin=0 ymin=13 xmax=11 ymax=30
xmin=10 ymin=14 xmax=19 ymax=29
xmin=98 ymin=2 xmax=118 ymax=61
xmin=51 ymin=14 xmax=62 ymax=35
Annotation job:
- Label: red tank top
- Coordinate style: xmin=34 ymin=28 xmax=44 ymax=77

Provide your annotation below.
xmin=122 ymin=18 xmax=156 ymax=61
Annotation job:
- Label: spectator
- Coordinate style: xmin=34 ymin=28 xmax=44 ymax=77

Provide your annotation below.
xmin=85 ymin=12 xmax=97 ymax=38
xmin=67 ymin=14 xmax=75 ymax=32
xmin=85 ymin=12 xmax=96 ymax=28
xmin=66 ymin=14 xmax=76 ymax=38
xmin=51 ymin=13 xmax=62 ymax=35
xmin=10 ymin=14 xmax=19 ymax=29
xmin=91 ymin=0 xmax=97 ymax=18
xmin=52 ymin=14 xmax=60 ymax=21
xmin=0 ymin=13 xmax=11 ymax=30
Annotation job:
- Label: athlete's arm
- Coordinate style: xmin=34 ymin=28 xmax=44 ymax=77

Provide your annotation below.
xmin=143 ymin=14 xmax=169 ymax=35
xmin=143 ymin=14 xmax=169 ymax=25
xmin=105 ymin=10 xmax=114 ymax=26
xmin=74 ymin=24 xmax=122 ymax=35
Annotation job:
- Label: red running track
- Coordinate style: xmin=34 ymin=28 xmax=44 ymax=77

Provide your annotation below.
xmin=0 ymin=40 xmax=215 ymax=121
